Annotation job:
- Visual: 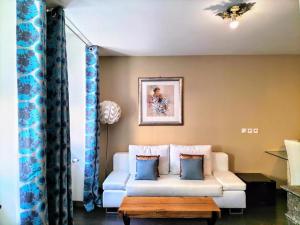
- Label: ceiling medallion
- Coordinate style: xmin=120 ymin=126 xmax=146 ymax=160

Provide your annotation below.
xmin=216 ymin=2 xmax=256 ymax=29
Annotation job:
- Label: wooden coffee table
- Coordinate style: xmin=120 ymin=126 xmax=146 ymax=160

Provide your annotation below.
xmin=118 ymin=197 xmax=221 ymax=225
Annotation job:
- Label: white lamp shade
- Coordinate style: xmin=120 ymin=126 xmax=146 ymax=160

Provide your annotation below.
xmin=100 ymin=101 xmax=121 ymax=125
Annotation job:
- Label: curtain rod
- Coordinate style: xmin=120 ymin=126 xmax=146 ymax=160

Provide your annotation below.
xmin=65 ymin=16 xmax=93 ymax=46
xmin=65 ymin=22 xmax=92 ymax=46
xmin=46 ymin=8 xmax=93 ymax=46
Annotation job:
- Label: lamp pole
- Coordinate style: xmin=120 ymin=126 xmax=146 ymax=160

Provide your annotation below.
xmin=104 ymin=124 xmax=109 ymax=178
xmin=100 ymin=101 xmax=121 ymax=178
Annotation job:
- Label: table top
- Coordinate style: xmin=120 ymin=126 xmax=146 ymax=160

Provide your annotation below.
xmin=119 ymin=197 xmax=221 ymax=218
xmin=265 ymin=150 xmax=287 ymax=160
xmin=236 ymin=173 xmax=274 ymax=182
xmin=281 ymin=185 xmax=300 ymax=198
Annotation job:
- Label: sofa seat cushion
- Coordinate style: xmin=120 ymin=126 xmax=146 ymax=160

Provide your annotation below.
xmin=103 ymin=171 xmax=130 ymax=190
xmin=213 ymin=171 xmax=246 ymax=191
xmin=126 ymin=174 xmax=223 ymax=197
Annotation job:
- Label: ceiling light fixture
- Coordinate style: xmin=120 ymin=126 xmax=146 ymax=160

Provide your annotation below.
xmin=216 ymin=2 xmax=256 ymax=29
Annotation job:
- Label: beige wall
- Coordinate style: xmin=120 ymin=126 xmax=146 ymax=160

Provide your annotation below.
xmin=100 ymin=55 xmax=300 ymax=185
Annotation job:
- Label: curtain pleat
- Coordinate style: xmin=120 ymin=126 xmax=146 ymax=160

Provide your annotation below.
xmin=17 ymin=0 xmax=48 ymax=224
xmin=17 ymin=1 xmax=73 ymax=224
xmin=83 ymin=46 xmax=102 ymax=212
xmin=46 ymin=7 xmax=73 ymax=225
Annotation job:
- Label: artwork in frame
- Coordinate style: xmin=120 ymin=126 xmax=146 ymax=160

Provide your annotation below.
xmin=138 ymin=77 xmax=183 ymax=125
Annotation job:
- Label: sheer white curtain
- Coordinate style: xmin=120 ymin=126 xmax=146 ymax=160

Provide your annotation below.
xmin=66 ymin=28 xmax=86 ymax=201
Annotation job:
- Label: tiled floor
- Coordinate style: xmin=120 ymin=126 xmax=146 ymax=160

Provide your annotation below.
xmin=74 ymin=191 xmax=288 ymax=225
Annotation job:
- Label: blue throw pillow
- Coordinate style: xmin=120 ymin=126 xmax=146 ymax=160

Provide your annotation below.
xmin=135 ymin=159 xmax=158 ymax=180
xmin=180 ymin=158 xmax=204 ymax=180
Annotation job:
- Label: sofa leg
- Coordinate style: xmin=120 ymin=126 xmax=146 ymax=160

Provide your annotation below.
xmin=229 ymin=208 xmax=244 ymax=215
xmin=105 ymin=208 xmax=118 ymax=214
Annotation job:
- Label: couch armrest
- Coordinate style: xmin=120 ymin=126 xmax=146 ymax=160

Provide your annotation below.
xmin=103 ymin=171 xmax=130 ymax=191
xmin=212 ymin=152 xmax=228 ymax=171
xmin=213 ymin=171 xmax=246 ymax=191
xmin=113 ymin=152 xmax=129 ymax=172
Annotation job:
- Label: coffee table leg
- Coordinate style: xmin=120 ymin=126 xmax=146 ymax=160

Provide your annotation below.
xmin=123 ymin=215 xmax=130 ymax=225
xmin=207 ymin=211 xmax=218 ymax=225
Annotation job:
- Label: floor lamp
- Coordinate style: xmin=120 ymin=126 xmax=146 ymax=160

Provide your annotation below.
xmin=100 ymin=101 xmax=121 ymax=177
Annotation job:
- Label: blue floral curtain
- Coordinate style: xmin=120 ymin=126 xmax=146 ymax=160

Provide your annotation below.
xmin=17 ymin=0 xmax=48 ymax=224
xmin=17 ymin=1 xmax=73 ymax=224
xmin=83 ymin=46 xmax=102 ymax=212
xmin=46 ymin=7 xmax=73 ymax=225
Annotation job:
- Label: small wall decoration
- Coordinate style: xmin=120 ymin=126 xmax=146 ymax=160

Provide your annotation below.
xmin=138 ymin=77 xmax=183 ymax=125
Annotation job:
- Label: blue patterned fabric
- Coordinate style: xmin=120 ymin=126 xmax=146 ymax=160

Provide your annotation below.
xmin=180 ymin=158 xmax=204 ymax=180
xmin=17 ymin=0 xmax=48 ymax=224
xmin=83 ymin=46 xmax=102 ymax=212
xmin=46 ymin=7 xmax=73 ymax=225
xmin=17 ymin=2 xmax=73 ymax=224
xmin=135 ymin=159 xmax=158 ymax=180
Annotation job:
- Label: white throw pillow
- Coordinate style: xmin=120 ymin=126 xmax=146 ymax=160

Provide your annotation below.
xmin=170 ymin=144 xmax=212 ymax=176
xmin=129 ymin=145 xmax=170 ymax=175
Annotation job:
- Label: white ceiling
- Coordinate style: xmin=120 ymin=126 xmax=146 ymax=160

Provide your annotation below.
xmin=48 ymin=0 xmax=300 ymax=56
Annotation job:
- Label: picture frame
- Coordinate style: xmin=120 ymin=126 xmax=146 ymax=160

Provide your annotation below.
xmin=138 ymin=77 xmax=183 ymax=126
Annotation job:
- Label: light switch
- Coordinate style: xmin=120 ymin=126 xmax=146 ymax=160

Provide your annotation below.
xmin=253 ymin=128 xmax=259 ymax=134
xmin=247 ymin=128 xmax=253 ymax=134
xmin=241 ymin=128 xmax=247 ymax=134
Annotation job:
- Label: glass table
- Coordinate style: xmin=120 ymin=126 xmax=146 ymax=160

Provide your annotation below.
xmin=265 ymin=150 xmax=287 ymax=160
xmin=265 ymin=149 xmax=289 ymax=184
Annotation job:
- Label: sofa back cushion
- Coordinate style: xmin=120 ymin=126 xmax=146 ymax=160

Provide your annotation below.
xmin=211 ymin=152 xmax=228 ymax=171
xmin=170 ymin=144 xmax=212 ymax=176
xmin=113 ymin=151 xmax=228 ymax=173
xmin=129 ymin=145 xmax=170 ymax=175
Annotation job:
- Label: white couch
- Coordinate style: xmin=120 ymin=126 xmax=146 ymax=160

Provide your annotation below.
xmin=103 ymin=145 xmax=246 ymax=210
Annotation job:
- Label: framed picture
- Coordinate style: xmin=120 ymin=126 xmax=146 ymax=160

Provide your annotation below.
xmin=138 ymin=77 xmax=183 ymax=125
